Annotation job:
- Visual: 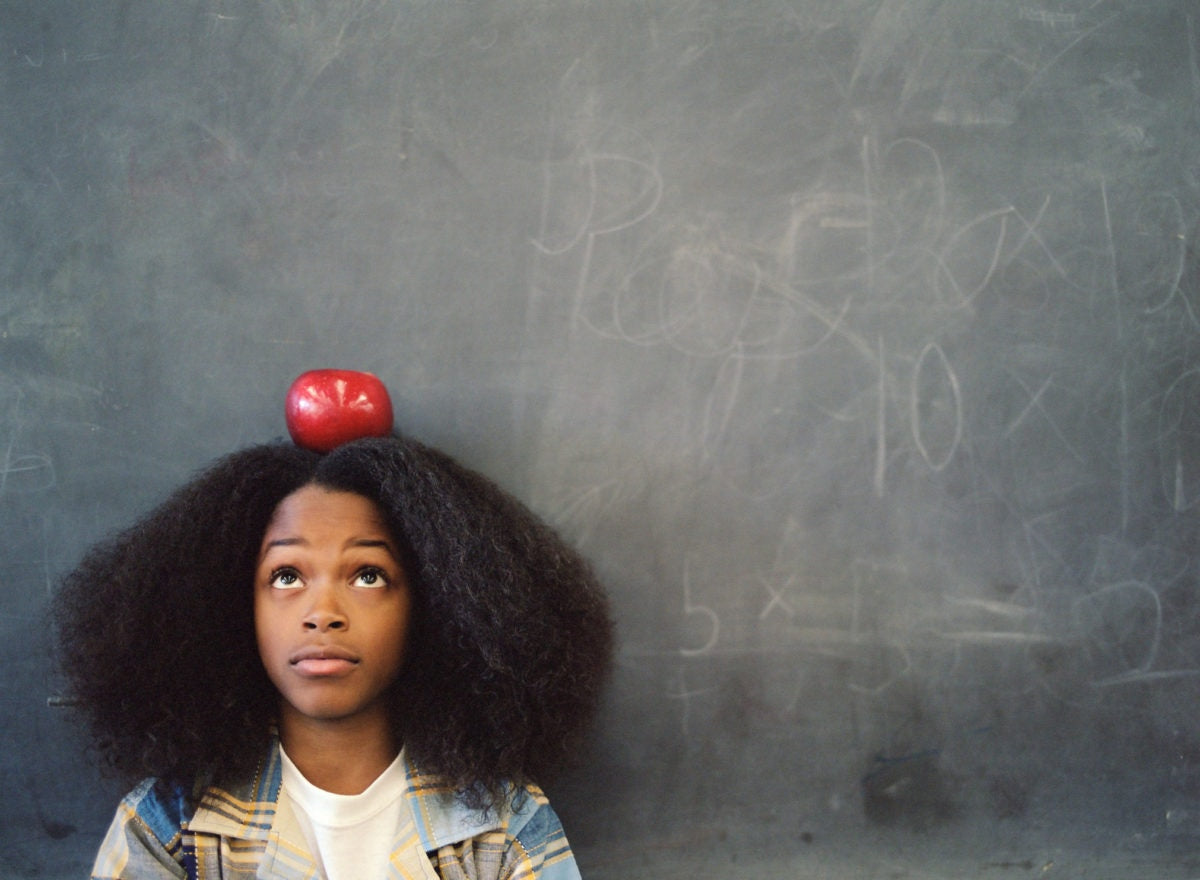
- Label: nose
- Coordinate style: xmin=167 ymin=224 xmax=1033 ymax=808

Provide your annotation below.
xmin=302 ymin=585 xmax=348 ymax=631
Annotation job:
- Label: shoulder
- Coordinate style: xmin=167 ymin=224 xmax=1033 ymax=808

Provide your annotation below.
xmin=500 ymin=784 xmax=577 ymax=876
xmin=92 ymin=779 xmax=196 ymax=879
xmin=403 ymin=760 xmax=536 ymax=848
xmin=406 ymin=766 xmax=579 ymax=880
xmin=118 ymin=778 xmax=197 ymax=848
xmin=93 ymin=750 xmax=280 ymax=879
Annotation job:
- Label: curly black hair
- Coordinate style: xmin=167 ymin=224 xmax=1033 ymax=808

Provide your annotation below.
xmin=53 ymin=435 xmax=613 ymax=809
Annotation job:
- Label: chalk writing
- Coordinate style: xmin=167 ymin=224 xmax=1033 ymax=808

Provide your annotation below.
xmin=667 ymin=666 xmax=716 ymax=738
xmin=680 ymin=558 xmax=720 ymax=657
xmin=0 ymin=385 xmax=56 ymax=498
xmin=910 ymin=342 xmax=962 ymax=472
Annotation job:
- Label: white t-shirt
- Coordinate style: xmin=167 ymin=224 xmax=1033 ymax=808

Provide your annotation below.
xmin=279 ymin=745 xmax=432 ymax=880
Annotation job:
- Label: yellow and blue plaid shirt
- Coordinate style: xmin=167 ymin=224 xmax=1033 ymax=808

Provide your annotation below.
xmin=90 ymin=740 xmax=580 ymax=880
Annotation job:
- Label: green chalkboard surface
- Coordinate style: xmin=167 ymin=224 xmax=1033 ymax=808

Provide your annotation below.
xmin=4 ymin=2 xmax=1200 ymax=876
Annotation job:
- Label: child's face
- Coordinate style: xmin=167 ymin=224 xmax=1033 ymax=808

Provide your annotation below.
xmin=254 ymin=484 xmax=410 ymax=732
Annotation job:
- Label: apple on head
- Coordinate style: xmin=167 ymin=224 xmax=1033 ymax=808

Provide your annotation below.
xmin=285 ymin=369 xmax=394 ymax=453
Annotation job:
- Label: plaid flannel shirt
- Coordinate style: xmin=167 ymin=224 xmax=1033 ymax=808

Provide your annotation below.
xmin=90 ymin=741 xmax=581 ymax=880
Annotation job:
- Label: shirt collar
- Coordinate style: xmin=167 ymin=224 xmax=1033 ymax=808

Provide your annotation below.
xmin=186 ymin=737 xmax=506 ymax=851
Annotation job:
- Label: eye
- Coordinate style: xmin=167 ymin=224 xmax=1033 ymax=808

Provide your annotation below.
xmin=352 ymin=566 xmax=389 ymax=589
xmin=268 ymin=567 xmax=304 ymax=590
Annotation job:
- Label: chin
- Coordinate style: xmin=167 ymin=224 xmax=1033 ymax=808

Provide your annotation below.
xmin=283 ymin=695 xmax=389 ymax=726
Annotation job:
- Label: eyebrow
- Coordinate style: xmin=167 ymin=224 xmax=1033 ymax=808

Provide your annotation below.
xmin=352 ymin=539 xmax=395 ymax=553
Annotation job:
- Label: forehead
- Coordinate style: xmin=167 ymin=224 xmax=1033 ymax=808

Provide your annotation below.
xmin=262 ymin=485 xmax=390 ymax=540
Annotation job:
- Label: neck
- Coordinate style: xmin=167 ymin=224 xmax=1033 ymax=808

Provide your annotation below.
xmin=277 ymin=707 xmax=399 ymax=795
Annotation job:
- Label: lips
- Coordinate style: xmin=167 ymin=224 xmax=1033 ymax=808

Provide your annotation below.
xmin=289 ymin=644 xmax=360 ymax=677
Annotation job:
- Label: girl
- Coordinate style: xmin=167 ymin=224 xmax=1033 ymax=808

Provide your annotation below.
xmin=54 ymin=434 xmax=613 ymax=879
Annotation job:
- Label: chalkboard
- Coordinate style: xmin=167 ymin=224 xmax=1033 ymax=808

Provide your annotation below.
xmin=4 ymin=1 xmax=1200 ymax=876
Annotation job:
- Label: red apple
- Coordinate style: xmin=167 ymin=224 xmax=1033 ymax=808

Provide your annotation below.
xmin=285 ymin=369 xmax=394 ymax=453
